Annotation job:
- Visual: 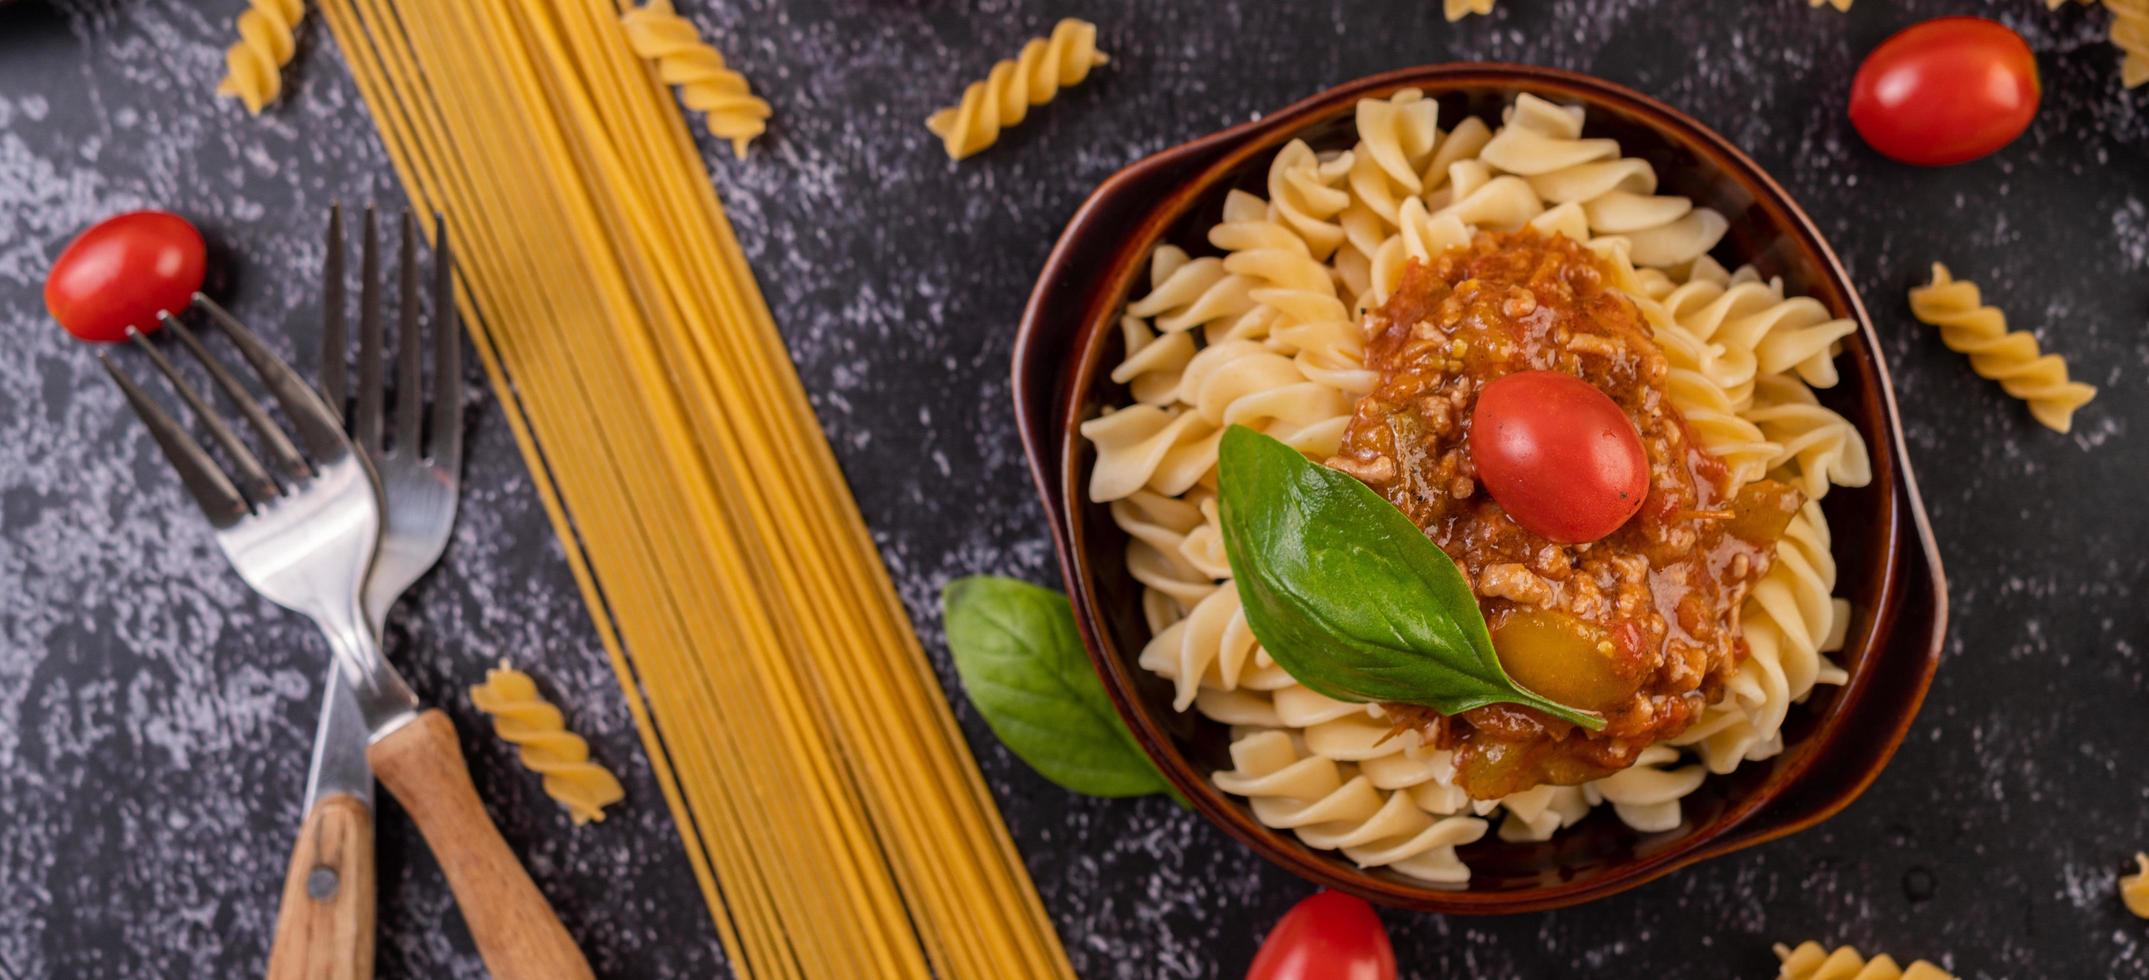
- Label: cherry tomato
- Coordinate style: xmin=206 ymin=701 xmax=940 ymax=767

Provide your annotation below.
xmin=1850 ymin=17 xmax=2040 ymax=166
xmin=1246 ymin=891 xmax=1396 ymax=980
xmin=44 ymin=210 xmax=207 ymax=343
xmin=1467 ymin=370 xmax=1647 ymax=544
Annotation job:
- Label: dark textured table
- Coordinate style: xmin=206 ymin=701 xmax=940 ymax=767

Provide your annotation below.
xmin=1 ymin=0 xmax=2144 ymax=977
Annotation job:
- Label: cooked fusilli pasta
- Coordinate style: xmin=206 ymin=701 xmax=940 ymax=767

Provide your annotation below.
xmin=1773 ymin=941 xmax=1955 ymax=980
xmin=1479 ymin=94 xmax=1729 ymax=268
xmin=1811 ymin=0 xmax=1854 ymax=10
xmin=621 ymin=0 xmax=772 ymax=159
xmin=2124 ymin=852 xmax=2149 ymax=918
xmin=1908 ymin=263 xmax=2097 ymax=433
xmin=469 ymin=662 xmax=626 ymax=825
xmin=926 ymin=19 xmax=1108 ymax=160
xmin=1213 ymin=729 xmax=1488 ymax=882
xmin=1087 ymin=92 xmax=1870 ymax=883
xmin=214 ymin=0 xmax=305 ymax=115
xmin=1445 ymin=0 xmax=1497 ymax=20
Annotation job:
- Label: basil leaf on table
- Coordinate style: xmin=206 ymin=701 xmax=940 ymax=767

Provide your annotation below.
xmin=1216 ymin=426 xmax=1605 ymax=731
xmin=942 ymin=575 xmax=1179 ymax=799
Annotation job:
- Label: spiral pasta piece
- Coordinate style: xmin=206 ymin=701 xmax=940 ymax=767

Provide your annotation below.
xmin=1109 ymin=491 xmax=1212 ymax=609
xmin=469 ymin=663 xmax=626 ymax=825
xmin=621 ymin=0 xmax=772 ymax=159
xmin=2112 ymin=0 xmax=2149 ymax=87
xmin=1908 ymin=263 xmax=2097 ymax=433
xmin=2123 ymin=852 xmax=2149 ymax=918
xmin=1445 ymin=0 xmax=1497 ymax=19
xmin=926 ymin=19 xmax=1108 ymax=160
xmin=1583 ymin=745 xmax=1705 ymax=833
xmin=1661 ymin=357 xmax=1780 ymax=490
xmin=1080 ymin=404 xmax=1218 ymax=501
xmin=1746 ymin=374 xmax=1873 ymax=499
xmin=1335 ymin=90 xmax=1487 ymax=309
xmin=1773 ymin=941 xmax=1954 ymax=980
xmin=1127 ymin=245 xmax=1258 ymax=338
xmin=1810 ymin=0 xmax=1854 ymax=10
xmin=1212 ymin=192 xmax=1350 ymax=335
xmin=214 ymin=0 xmax=305 ymax=115
xmin=1213 ymin=730 xmax=1488 ymax=883
xmin=1267 ymin=141 xmax=1355 ymax=261
xmin=1479 ymin=94 xmax=1728 ymax=267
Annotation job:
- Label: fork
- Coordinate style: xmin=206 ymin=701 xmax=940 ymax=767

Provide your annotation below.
xmin=263 ymin=206 xmax=468 ymax=980
xmin=103 ymin=297 xmax=592 ymax=980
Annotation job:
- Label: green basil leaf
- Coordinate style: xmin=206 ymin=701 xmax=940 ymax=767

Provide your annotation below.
xmin=942 ymin=575 xmax=1179 ymax=798
xmin=1216 ymin=426 xmax=1605 ymax=731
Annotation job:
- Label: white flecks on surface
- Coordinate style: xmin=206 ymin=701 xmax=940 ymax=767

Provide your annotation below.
xmin=1 ymin=0 xmax=2146 ymax=978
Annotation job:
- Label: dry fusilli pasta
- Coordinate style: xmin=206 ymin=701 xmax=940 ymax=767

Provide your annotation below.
xmin=214 ymin=0 xmax=305 ymax=115
xmin=621 ymin=0 xmax=772 ymax=159
xmin=2124 ymin=852 xmax=2149 ymax=918
xmin=1773 ymin=941 xmax=1954 ymax=980
xmin=2048 ymin=1 xmax=2147 ymax=87
xmin=1811 ymin=0 xmax=1854 ymax=10
xmin=926 ymin=19 xmax=1108 ymax=160
xmin=2113 ymin=0 xmax=2149 ymax=87
xmin=469 ymin=662 xmax=626 ymax=825
xmin=1908 ymin=263 xmax=2097 ymax=433
xmin=1445 ymin=0 xmax=1496 ymax=20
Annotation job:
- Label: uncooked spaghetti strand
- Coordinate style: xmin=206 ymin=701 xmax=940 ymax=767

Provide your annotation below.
xmin=335 ymin=3 xmax=820 ymax=975
xmin=322 ymin=4 xmax=796 ymax=971
xmin=410 ymin=1 xmax=906 ymax=971
xmin=488 ymin=9 xmax=1044 ymax=970
xmin=447 ymin=2 xmax=927 ymax=973
xmin=522 ymin=5 xmax=1065 ymax=962
xmin=322 ymin=0 xmax=1076 ymax=974
xmin=507 ymin=3 xmax=1035 ymax=967
xmin=558 ymin=15 xmax=1061 ymax=962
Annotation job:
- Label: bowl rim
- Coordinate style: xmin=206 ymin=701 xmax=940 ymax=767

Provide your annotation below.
xmin=1013 ymin=62 xmax=1948 ymax=913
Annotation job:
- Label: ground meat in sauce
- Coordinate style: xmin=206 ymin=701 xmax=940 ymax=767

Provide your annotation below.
xmin=1327 ymin=228 xmax=1801 ymax=800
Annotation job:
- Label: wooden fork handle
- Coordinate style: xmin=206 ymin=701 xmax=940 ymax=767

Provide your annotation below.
xmin=267 ymin=793 xmax=376 ymax=980
xmin=368 ymin=710 xmax=595 ymax=980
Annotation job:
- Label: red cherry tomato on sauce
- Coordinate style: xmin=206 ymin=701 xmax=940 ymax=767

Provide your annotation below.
xmin=1850 ymin=17 xmax=2040 ymax=166
xmin=1468 ymin=371 xmax=1648 ymax=544
xmin=44 ymin=210 xmax=207 ymax=343
xmin=1246 ymin=891 xmax=1396 ymax=980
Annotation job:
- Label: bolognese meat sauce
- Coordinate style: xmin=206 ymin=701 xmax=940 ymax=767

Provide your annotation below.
xmin=1328 ymin=228 xmax=1801 ymax=799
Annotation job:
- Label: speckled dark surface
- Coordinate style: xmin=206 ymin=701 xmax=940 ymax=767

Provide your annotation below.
xmin=0 ymin=1 xmax=2144 ymax=977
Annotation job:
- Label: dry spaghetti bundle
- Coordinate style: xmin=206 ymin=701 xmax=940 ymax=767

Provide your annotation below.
xmin=318 ymin=1 xmax=1072 ymax=977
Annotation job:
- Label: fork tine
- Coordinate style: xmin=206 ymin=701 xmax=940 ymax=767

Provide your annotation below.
xmin=355 ymin=206 xmax=384 ymax=451
xmin=128 ymin=328 xmax=280 ymax=504
xmin=394 ymin=211 xmax=423 ymax=454
xmin=322 ymin=204 xmax=347 ymax=424
xmin=162 ymin=312 xmax=311 ymax=482
xmin=193 ymin=295 xmax=352 ymax=465
xmin=429 ymin=214 xmax=462 ymax=469
xmin=101 ymin=354 xmax=251 ymax=530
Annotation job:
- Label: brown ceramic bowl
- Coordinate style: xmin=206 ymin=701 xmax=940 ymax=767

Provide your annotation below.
xmin=1013 ymin=64 xmax=1947 ymax=912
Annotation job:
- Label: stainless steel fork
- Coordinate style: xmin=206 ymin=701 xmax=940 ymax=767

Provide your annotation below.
xmin=105 ymin=298 xmax=591 ymax=980
xmin=267 ymin=206 xmax=469 ymax=980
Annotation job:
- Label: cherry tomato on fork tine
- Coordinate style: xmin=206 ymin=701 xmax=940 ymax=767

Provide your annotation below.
xmin=1849 ymin=17 xmax=2040 ymax=166
xmin=44 ymin=210 xmax=207 ymax=343
xmin=1468 ymin=370 xmax=1649 ymax=544
xmin=1246 ymin=890 xmax=1397 ymax=980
